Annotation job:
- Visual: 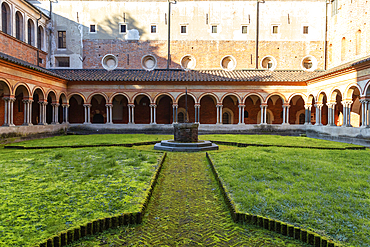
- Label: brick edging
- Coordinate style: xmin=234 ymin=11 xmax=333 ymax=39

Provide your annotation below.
xmin=208 ymin=140 xmax=365 ymax=150
xmin=205 ymin=152 xmax=340 ymax=247
xmin=36 ymin=152 xmax=167 ymax=247
xmin=4 ymin=141 xmax=160 ymax=149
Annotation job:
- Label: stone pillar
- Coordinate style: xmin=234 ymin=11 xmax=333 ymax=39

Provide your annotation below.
xmin=282 ymin=105 xmax=286 ymax=124
xmin=62 ymin=104 xmax=69 ymax=123
xmin=216 ymin=105 xmax=220 ymax=124
xmin=219 ymin=105 xmax=223 ymax=124
xmin=314 ymin=104 xmax=322 ymax=126
xmin=83 ymin=104 xmax=91 ymax=124
xmin=28 ymin=100 xmax=33 ymax=125
xmin=172 ymin=104 xmax=178 ymax=124
xmin=22 ymin=99 xmax=28 ymax=125
xmin=238 ymin=104 xmax=245 ymax=124
xmin=110 ymin=105 xmax=113 ymax=124
xmin=194 ymin=104 xmax=200 ymax=124
xmin=51 ymin=103 xmax=59 ymax=124
xmin=38 ymin=101 xmax=46 ymax=125
xmin=150 ymin=104 xmax=157 ymax=124
xmin=197 ymin=105 xmax=200 ymax=124
xmin=3 ymin=97 xmax=16 ymax=126
xmin=326 ymin=103 xmax=335 ymax=126
xmin=260 ymin=105 xmax=264 ymax=124
xmin=128 ymin=104 xmax=135 ymax=124
xmin=2 ymin=97 xmax=8 ymax=126
xmin=304 ymin=105 xmax=312 ymax=125
xmin=105 ymin=104 xmax=113 ymax=124
xmin=341 ymin=101 xmax=353 ymax=127
xmin=365 ymin=100 xmax=369 ymax=128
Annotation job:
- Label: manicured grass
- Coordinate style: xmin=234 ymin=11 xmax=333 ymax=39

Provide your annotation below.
xmin=0 ymin=146 xmax=162 ymax=246
xmin=7 ymin=134 xmax=173 ymax=147
xmin=202 ymin=134 xmax=362 ymax=148
xmin=210 ymin=147 xmax=370 ymax=246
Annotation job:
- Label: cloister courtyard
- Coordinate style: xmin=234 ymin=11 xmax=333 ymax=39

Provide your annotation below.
xmin=0 ymin=133 xmax=369 ymax=247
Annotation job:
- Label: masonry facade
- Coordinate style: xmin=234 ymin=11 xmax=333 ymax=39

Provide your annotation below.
xmin=1 ymin=0 xmax=370 ymax=143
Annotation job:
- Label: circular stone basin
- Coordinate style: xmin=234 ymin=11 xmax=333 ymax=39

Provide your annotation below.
xmin=154 ymin=140 xmax=219 ymax=152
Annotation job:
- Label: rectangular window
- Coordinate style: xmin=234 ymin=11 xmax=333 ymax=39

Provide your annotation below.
xmin=90 ymin=24 xmax=96 ymax=33
xmin=58 ymin=31 xmax=66 ymax=49
xmin=151 ymin=25 xmax=157 ymax=33
xmin=55 ymin=57 xmax=70 ymax=67
xmin=181 ymin=25 xmax=187 ymax=34
xmin=272 ymin=25 xmax=279 ymax=34
xmin=211 ymin=25 xmax=217 ymax=33
xmin=120 ymin=24 xmax=127 ymax=33
xmin=331 ymin=0 xmax=339 ymax=16
xmin=242 ymin=25 xmax=248 ymax=34
xmin=303 ymin=26 xmax=309 ymax=34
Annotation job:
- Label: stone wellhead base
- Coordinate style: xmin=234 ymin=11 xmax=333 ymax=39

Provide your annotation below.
xmin=154 ymin=140 xmax=219 ymax=152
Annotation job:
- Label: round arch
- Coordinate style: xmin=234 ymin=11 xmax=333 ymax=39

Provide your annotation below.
xmin=242 ymin=92 xmax=263 ymax=103
xmin=58 ymin=92 xmax=68 ymax=104
xmin=87 ymin=92 xmax=109 ymax=104
xmin=199 ymin=94 xmax=217 ymax=124
xmin=67 ymin=93 xmax=86 ymax=104
xmin=344 ymin=84 xmax=362 ymax=100
xmin=0 ymin=79 xmax=12 ymax=96
xmin=134 ymin=93 xmax=151 ymax=124
xmin=31 ymin=87 xmax=46 ymax=101
xmin=288 ymin=93 xmax=306 ymax=105
xmin=317 ymin=91 xmax=328 ymax=103
xmin=265 ymin=93 xmax=287 ymax=104
xmin=46 ymin=89 xmax=57 ymax=102
xmin=156 ymin=94 xmax=174 ymax=124
xmin=198 ymin=92 xmax=219 ymax=104
xmin=109 ymin=92 xmax=130 ymax=104
xmin=363 ymin=80 xmax=370 ymax=96
xmin=220 ymin=92 xmax=241 ymax=103
xmin=288 ymin=94 xmax=305 ymax=124
xmin=132 ymin=92 xmax=153 ymax=104
xmin=153 ymin=92 xmax=175 ymax=105
xmin=13 ymin=82 xmax=30 ymax=98
xmin=329 ymin=88 xmax=342 ymax=102
xmin=68 ymin=94 xmax=85 ymax=123
xmin=175 ymin=92 xmax=197 ymax=104
xmin=307 ymin=94 xmax=315 ymax=105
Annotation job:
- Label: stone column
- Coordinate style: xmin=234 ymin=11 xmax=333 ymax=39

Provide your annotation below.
xmin=83 ymin=104 xmax=91 ymax=124
xmin=62 ymin=104 xmax=69 ymax=123
xmin=110 ymin=105 xmax=113 ymax=124
xmin=304 ymin=105 xmax=311 ymax=125
xmin=22 ymin=99 xmax=28 ymax=125
xmin=219 ymin=105 xmax=223 ymax=124
xmin=194 ymin=104 xmax=200 ymax=124
xmin=326 ymin=103 xmax=334 ymax=126
xmin=2 ymin=97 xmax=8 ymax=126
xmin=128 ymin=104 xmax=135 ymax=124
xmin=314 ymin=104 xmax=322 ymax=126
xmin=216 ymin=105 xmax=220 ymax=124
xmin=260 ymin=105 xmax=264 ymax=124
xmin=341 ymin=100 xmax=353 ymax=127
xmin=197 ymin=105 xmax=200 ymax=124
xmin=282 ymin=105 xmax=286 ymax=124
xmin=241 ymin=105 xmax=245 ymax=124
xmin=51 ymin=103 xmax=59 ymax=124
xmin=105 ymin=104 xmax=113 ymax=124
xmin=365 ymin=100 xmax=369 ymax=128
xmin=28 ymin=100 xmax=33 ymax=125
xmin=149 ymin=104 xmax=157 ymax=124
xmin=3 ymin=97 xmax=16 ymax=126
xmin=38 ymin=101 xmax=46 ymax=125
xmin=172 ymin=104 xmax=178 ymax=124
xmin=238 ymin=104 xmax=245 ymax=124
xmin=360 ymin=99 xmax=366 ymax=127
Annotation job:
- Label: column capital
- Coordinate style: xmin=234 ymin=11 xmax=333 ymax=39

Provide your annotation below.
xmin=172 ymin=103 xmax=178 ymax=107
xmin=62 ymin=103 xmax=70 ymax=108
xmin=105 ymin=103 xmax=113 ymax=107
xmin=83 ymin=103 xmax=91 ymax=107
xmin=238 ymin=103 xmax=245 ymax=107
xmin=128 ymin=103 xmax=135 ymax=107
xmin=51 ymin=103 xmax=60 ymax=107
xmin=304 ymin=105 xmax=312 ymax=110
xmin=341 ymin=100 xmax=353 ymax=106
xmin=38 ymin=101 xmax=47 ymax=105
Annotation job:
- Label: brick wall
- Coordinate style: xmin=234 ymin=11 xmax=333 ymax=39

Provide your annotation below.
xmin=200 ymin=96 xmax=217 ymax=124
xmin=0 ymin=31 xmax=47 ymax=68
xmin=156 ymin=96 xmax=173 ymax=124
xmin=134 ymin=96 xmax=151 ymax=124
xmin=244 ymin=97 xmax=261 ymax=124
xmin=83 ymin=40 xmax=324 ymax=70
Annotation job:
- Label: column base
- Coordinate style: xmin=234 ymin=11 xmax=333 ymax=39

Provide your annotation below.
xmin=304 ymin=122 xmax=311 ymax=125
xmin=2 ymin=124 xmax=15 ymax=127
xmin=22 ymin=123 xmax=33 ymax=126
xmin=282 ymin=123 xmax=290 ymax=125
xmin=51 ymin=122 xmax=59 ymax=125
xmin=83 ymin=122 xmax=91 ymax=125
xmin=238 ymin=123 xmax=245 ymax=125
xmin=38 ymin=123 xmax=47 ymax=125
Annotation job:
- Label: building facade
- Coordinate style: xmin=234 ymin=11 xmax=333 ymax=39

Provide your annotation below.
xmin=1 ymin=0 xmax=370 ymax=144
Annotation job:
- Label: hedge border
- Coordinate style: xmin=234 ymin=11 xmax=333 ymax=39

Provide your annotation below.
xmin=36 ymin=152 xmax=167 ymax=247
xmin=4 ymin=141 xmax=161 ymax=149
xmin=206 ymin=152 xmax=341 ymax=247
xmin=208 ymin=140 xmax=365 ymax=150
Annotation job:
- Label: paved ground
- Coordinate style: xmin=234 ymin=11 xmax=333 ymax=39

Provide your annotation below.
xmin=73 ymin=152 xmax=308 ymax=246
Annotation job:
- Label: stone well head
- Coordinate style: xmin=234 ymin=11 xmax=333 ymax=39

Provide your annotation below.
xmin=173 ymin=123 xmax=199 ymax=142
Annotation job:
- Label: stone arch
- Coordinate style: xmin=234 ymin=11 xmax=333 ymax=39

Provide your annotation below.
xmin=1 ymin=2 xmax=11 ymax=35
xmin=317 ymin=91 xmax=328 ymax=103
xmin=330 ymin=89 xmax=343 ymax=126
xmin=27 ymin=18 xmax=35 ymax=46
xmin=345 ymin=84 xmax=361 ymax=100
xmin=307 ymin=94 xmax=315 ymax=105
xmin=317 ymin=91 xmax=328 ymax=125
xmin=13 ymin=82 xmax=30 ymax=97
xmin=329 ymin=88 xmax=343 ymax=102
xmin=0 ymin=79 xmax=11 ymax=96
xmin=68 ymin=94 xmax=85 ymax=123
xmin=220 ymin=93 xmax=241 ymax=104
xmin=175 ymin=92 xmax=197 ymax=104
xmin=46 ymin=90 xmax=57 ymax=102
xmin=58 ymin=92 xmax=68 ymax=124
xmin=198 ymin=92 xmax=219 ymax=104
xmin=111 ymin=93 xmax=129 ymax=124
xmin=156 ymin=94 xmax=173 ymax=124
xmin=242 ymin=92 xmax=263 ymax=103
xmin=15 ymin=11 xmax=23 ymax=41
xmin=364 ymin=80 xmax=370 ymax=97
xmin=13 ymin=84 xmax=30 ymax=125
xmin=132 ymin=92 xmax=152 ymax=104
xmin=90 ymin=94 xmax=107 ymax=124
xmin=87 ymin=92 xmax=108 ymax=104
xmin=67 ymin=93 xmax=86 ymax=104
xmin=222 ymin=94 xmax=239 ymax=124
xmin=288 ymin=95 xmax=305 ymax=124
xmin=265 ymin=93 xmax=287 ymax=104
xmin=288 ymin=93 xmax=306 ymax=105
xmin=244 ymin=94 xmax=263 ymax=124
xmin=200 ymin=94 xmax=217 ymax=124
xmin=46 ymin=90 xmax=57 ymax=124
xmin=134 ymin=94 xmax=151 ymax=124
xmin=266 ymin=94 xmax=284 ymax=124
xmin=109 ymin=92 xmax=130 ymax=104
xmin=153 ymin=92 xmax=175 ymax=105
xmin=31 ymin=88 xmax=45 ymax=125
xmin=177 ymin=94 xmax=195 ymax=123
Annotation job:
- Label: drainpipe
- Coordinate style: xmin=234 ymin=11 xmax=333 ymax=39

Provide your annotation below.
xmin=167 ymin=0 xmax=177 ymax=70
xmin=324 ymin=0 xmax=328 ymax=70
xmin=255 ymin=0 xmax=261 ymax=69
xmin=36 ymin=12 xmax=42 ymax=67
xmin=48 ymin=0 xmax=53 ymax=68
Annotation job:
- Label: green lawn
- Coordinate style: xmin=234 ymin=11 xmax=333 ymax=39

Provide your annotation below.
xmin=0 ymin=146 xmax=162 ymax=246
xmin=209 ymin=147 xmax=370 ymax=246
xmin=202 ymin=134 xmax=362 ymax=148
xmin=7 ymin=134 xmax=173 ymax=147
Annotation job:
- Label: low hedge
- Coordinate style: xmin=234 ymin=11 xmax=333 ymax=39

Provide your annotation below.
xmin=206 ymin=152 xmax=340 ymax=247
xmin=36 ymin=152 xmax=167 ymax=247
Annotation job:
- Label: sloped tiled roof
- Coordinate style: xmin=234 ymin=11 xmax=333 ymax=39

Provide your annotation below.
xmin=0 ymin=52 xmax=67 ymax=79
xmin=50 ymin=69 xmax=325 ymax=82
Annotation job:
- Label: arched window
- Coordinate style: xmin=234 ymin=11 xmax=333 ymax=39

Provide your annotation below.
xmin=15 ymin=11 xmax=23 ymax=41
xmin=1 ymin=3 xmax=10 ymax=34
xmin=27 ymin=19 xmax=34 ymax=46
xmin=37 ymin=26 xmax=43 ymax=50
